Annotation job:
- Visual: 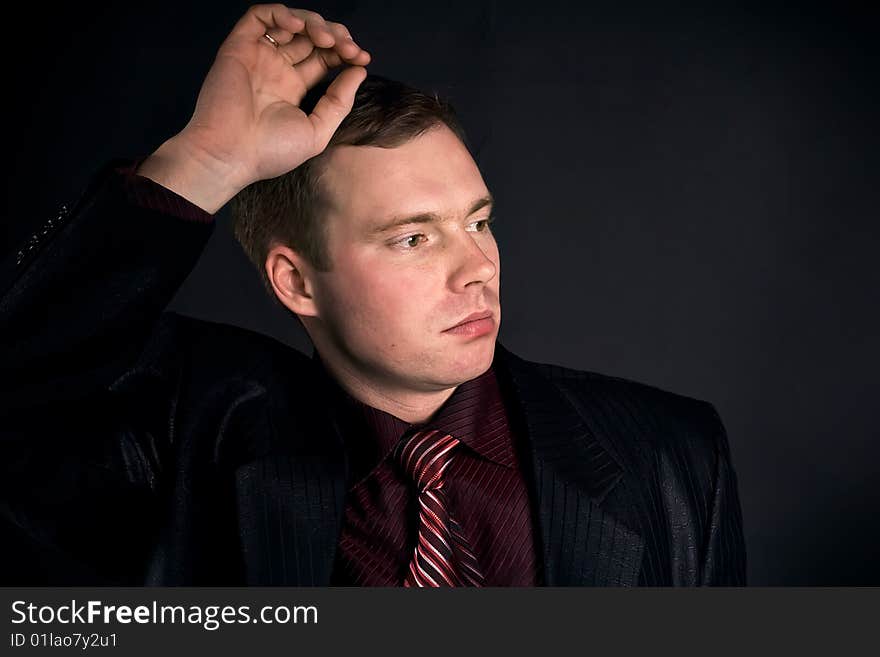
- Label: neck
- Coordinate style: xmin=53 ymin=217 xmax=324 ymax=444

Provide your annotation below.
xmin=313 ymin=347 xmax=457 ymax=425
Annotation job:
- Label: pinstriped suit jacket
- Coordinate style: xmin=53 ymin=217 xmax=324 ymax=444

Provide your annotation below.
xmin=1 ymin=163 xmax=746 ymax=586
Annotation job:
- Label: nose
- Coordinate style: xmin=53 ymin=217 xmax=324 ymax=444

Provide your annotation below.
xmin=447 ymin=231 xmax=499 ymax=293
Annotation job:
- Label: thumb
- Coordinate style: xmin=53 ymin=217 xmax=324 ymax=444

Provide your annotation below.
xmin=308 ymin=66 xmax=368 ymax=152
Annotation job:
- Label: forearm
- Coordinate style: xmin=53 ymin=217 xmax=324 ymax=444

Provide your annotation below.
xmin=135 ymin=132 xmax=250 ymax=214
xmin=0 ymin=161 xmax=215 ymax=416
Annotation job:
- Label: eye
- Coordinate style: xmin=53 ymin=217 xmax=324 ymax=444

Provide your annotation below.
xmin=467 ymin=215 xmax=495 ymax=232
xmin=391 ymin=215 xmax=495 ymax=251
xmin=395 ymin=233 xmax=427 ymax=249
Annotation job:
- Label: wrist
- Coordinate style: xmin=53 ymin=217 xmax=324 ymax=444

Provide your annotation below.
xmin=134 ymin=133 xmax=251 ymax=214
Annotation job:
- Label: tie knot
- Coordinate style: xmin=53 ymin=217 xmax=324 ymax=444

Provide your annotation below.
xmin=395 ymin=429 xmax=460 ymax=491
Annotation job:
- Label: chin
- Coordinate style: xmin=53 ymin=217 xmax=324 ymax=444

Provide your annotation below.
xmin=448 ymin=340 xmax=496 ymax=377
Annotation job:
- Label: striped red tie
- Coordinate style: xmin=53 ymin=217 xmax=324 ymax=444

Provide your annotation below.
xmin=395 ymin=429 xmax=485 ymax=587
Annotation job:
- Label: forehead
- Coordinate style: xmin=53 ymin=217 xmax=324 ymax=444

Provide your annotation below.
xmin=317 ymin=124 xmax=489 ymax=225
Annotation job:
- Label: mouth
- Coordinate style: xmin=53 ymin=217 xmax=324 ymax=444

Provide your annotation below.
xmin=446 ymin=310 xmax=493 ymax=330
xmin=443 ymin=310 xmax=495 ymax=337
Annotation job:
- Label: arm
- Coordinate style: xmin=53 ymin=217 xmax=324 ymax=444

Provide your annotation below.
xmin=0 ymin=5 xmax=370 ymax=583
xmin=1 ymin=166 xmax=215 ymax=415
xmin=1 ymin=5 xmax=370 ymax=416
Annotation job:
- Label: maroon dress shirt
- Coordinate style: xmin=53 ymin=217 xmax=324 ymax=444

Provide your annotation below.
xmin=311 ymin=352 xmax=542 ymax=586
xmin=121 ymin=163 xmax=543 ymax=586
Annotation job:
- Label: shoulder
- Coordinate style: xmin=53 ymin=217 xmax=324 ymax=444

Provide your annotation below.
xmin=543 ymin=359 xmax=722 ymax=438
xmin=128 ymin=311 xmax=316 ymax=400
xmin=133 ymin=312 xmax=327 ymax=458
xmin=504 ymin=352 xmax=747 ymax=584
xmin=161 ymin=311 xmax=310 ymax=369
xmin=504 ymin=349 xmax=728 ymax=474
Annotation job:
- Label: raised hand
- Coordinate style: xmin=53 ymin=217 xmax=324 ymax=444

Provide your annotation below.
xmin=136 ymin=5 xmax=370 ymax=213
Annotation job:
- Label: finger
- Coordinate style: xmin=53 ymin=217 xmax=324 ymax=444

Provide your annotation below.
xmin=262 ymin=27 xmax=295 ymax=49
xmin=232 ymin=4 xmax=305 ymax=40
xmin=277 ymin=24 xmax=369 ymax=68
xmin=278 ymin=33 xmax=317 ymax=66
xmin=295 ymin=43 xmax=370 ymax=85
xmin=308 ymin=66 xmax=368 ymax=151
xmin=292 ymin=47 xmax=340 ymax=89
xmin=283 ymin=11 xmax=370 ymax=65
xmin=325 ymin=21 xmax=367 ymax=62
xmin=288 ymin=8 xmax=336 ymax=49
xmin=346 ymin=47 xmax=371 ymax=67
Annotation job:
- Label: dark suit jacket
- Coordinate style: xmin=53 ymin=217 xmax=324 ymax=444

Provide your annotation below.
xmin=0 ymin=162 xmax=746 ymax=586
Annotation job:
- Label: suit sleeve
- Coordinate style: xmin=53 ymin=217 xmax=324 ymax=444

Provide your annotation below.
xmin=0 ymin=159 xmax=215 ymax=416
xmin=699 ymin=404 xmax=748 ymax=586
xmin=0 ymin=160 xmax=217 ymax=583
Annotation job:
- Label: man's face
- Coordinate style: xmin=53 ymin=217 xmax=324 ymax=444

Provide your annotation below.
xmin=306 ymin=124 xmax=501 ymax=395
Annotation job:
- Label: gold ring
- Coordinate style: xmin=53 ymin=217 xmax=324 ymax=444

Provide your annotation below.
xmin=262 ymin=32 xmax=280 ymax=48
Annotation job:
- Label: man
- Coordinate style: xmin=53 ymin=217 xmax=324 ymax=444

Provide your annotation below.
xmin=1 ymin=5 xmax=746 ymax=585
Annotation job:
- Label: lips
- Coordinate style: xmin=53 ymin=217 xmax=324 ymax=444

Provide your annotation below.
xmin=446 ymin=310 xmax=493 ymax=331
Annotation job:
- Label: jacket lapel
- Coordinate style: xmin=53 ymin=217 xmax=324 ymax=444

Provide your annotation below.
xmin=494 ymin=342 xmax=645 ymax=586
xmin=234 ymin=359 xmax=348 ymax=586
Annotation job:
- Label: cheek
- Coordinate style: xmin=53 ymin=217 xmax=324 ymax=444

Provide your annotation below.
xmin=330 ymin=263 xmax=437 ymax=340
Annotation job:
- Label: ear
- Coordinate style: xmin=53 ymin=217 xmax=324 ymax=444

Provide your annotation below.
xmin=265 ymin=244 xmax=320 ymax=318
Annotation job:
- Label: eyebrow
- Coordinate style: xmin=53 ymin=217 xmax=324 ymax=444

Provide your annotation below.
xmin=367 ymin=194 xmax=495 ymax=236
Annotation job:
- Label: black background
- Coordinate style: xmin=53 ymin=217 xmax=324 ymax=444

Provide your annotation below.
xmin=3 ymin=1 xmax=878 ymax=585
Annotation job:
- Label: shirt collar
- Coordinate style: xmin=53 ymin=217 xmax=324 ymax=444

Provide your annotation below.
xmin=311 ymin=346 xmax=517 ymax=488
